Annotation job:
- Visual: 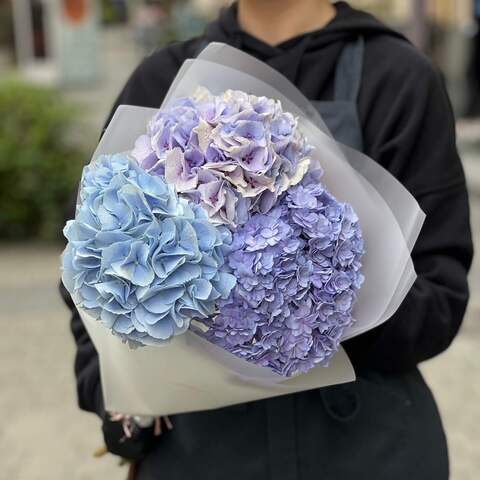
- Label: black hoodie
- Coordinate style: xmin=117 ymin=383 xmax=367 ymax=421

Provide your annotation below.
xmin=64 ymin=1 xmax=472 ymax=420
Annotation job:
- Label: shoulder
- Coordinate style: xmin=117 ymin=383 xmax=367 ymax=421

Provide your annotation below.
xmin=132 ymin=37 xmax=204 ymax=83
xmin=358 ymin=34 xmax=460 ymax=190
xmin=359 ymin=33 xmax=448 ymax=134
xmin=363 ymin=34 xmax=442 ymax=92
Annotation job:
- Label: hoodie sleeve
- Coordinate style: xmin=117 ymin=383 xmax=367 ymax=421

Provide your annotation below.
xmin=344 ymin=37 xmax=474 ymax=372
xmin=60 ymin=281 xmax=105 ymax=416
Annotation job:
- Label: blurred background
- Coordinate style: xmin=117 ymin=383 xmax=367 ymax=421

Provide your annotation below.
xmin=0 ymin=0 xmax=478 ymax=479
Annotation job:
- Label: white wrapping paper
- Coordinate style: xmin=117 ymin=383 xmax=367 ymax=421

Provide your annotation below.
xmin=82 ymin=310 xmax=355 ymax=416
xmin=74 ymin=43 xmax=425 ymax=416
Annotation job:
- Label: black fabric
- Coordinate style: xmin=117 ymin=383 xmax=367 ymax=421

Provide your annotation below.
xmin=135 ymin=370 xmax=449 ymax=480
xmin=59 ymin=1 xmax=473 ymax=478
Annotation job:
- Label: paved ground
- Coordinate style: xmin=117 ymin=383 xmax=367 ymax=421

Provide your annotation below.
xmin=1 ymin=26 xmax=480 ymax=480
xmin=0 ymin=244 xmax=124 ymax=480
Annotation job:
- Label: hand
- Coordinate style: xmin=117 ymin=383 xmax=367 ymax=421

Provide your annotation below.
xmin=101 ymin=414 xmax=160 ymax=461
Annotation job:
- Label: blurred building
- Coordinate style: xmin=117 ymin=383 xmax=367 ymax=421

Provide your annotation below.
xmin=5 ymin=0 xmax=228 ymax=86
xmin=10 ymin=0 xmax=101 ymax=85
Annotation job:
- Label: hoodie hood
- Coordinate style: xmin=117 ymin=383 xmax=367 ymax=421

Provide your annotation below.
xmin=204 ymin=2 xmax=407 ymax=88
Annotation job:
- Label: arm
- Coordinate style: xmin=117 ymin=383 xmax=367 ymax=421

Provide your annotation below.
xmin=61 ymin=280 xmax=162 ymax=459
xmin=60 ymin=280 xmax=104 ymax=415
xmin=344 ymin=40 xmax=473 ymax=372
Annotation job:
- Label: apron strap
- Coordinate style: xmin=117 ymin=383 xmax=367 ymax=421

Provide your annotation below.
xmin=334 ymin=36 xmax=365 ymax=103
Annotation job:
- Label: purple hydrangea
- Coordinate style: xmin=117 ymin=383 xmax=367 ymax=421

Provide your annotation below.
xmin=197 ymin=173 xmax=364 ymax=377
xmin=132 ymin=88 xmax=312 ymax=227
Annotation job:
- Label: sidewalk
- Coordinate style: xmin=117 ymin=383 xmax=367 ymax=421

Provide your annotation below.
xmin=458 ymin=119 xmax=480 ymax=195
xmin=461 ymin=152 xmax=480 ymax=195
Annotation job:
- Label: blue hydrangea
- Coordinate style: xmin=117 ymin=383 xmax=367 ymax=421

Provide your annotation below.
xmin=62 ymin=153 xmax=236 ymax=346
xmin=198 ymin=171 xmax=364 ymax=376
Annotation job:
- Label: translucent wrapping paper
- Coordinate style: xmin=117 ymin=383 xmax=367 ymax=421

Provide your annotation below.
xmin=77 ymin=43 xmax=425 ymax=416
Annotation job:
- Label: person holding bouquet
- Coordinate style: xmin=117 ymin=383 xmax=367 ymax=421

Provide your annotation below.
xmin=60 ymin=1 xmax=473 ymax=479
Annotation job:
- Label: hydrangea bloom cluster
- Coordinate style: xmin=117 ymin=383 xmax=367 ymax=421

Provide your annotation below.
xmin=199 ymin=173 xmax=364 ymax=376
xmin=132 ymin=88 xmax=312 ymax=227
xmin=62 ymin=153 xmax=236 ymax=345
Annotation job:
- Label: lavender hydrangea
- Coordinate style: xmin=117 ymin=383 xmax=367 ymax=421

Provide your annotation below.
xmin=61 ymin=153 xmax=236 ymax=346
xmin=132 ymin=88 xmax=312 ymax=227
xmin=198 ymin=172 xmax=364 ymax=376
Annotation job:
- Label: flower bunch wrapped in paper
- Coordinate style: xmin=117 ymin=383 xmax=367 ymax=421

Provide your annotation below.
xmin=61 ymin=43 xmax=425 ymax=416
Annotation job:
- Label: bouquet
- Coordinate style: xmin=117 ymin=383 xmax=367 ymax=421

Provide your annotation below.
xmin=61 ymin=43 xmax=424 ymax=416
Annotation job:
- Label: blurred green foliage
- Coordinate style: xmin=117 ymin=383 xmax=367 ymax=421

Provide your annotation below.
xmin=101 ymin=0 xmax=128 ymax=25
xmin=0 ymin=80 xmax=84 ymax=240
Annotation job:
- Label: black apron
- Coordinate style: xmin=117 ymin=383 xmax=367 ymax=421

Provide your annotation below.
xmin=136 ymin=39 xmax=449 ymax=480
